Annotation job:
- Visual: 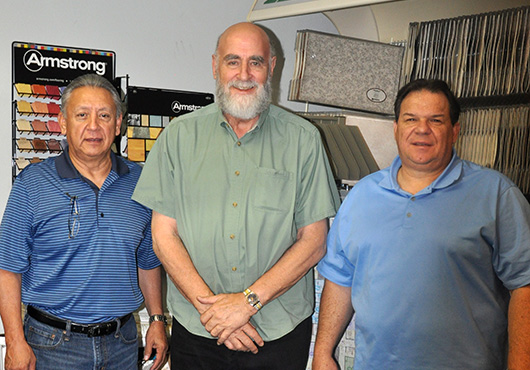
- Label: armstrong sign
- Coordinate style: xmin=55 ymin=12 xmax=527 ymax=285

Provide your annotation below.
xmin=13 ymin=42 xmax=115 ymax=85
xmin=127 ymin=86 xmax=213 ymax=118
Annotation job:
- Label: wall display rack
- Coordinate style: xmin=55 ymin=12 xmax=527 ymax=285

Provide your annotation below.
xmin=125 ymin=86 xmax=214 ymax=162
xmin=11 ymin=42 xmax=115 ymax=180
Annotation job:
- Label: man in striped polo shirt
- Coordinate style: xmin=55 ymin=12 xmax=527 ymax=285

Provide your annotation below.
xmin=0 ymin=74 xmax=168 ymax=370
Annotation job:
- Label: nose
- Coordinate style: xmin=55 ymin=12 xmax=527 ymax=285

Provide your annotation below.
xmin=87 ymin=113 xmax=99 ymax=130
xmin=415 ymin=119 xmax=432 ymax=134
xmin=238 ymin=63 xmax=250 ymax=81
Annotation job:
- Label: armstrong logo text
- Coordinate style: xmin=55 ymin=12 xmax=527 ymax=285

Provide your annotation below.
xmin=23 ymin=49 xmax=107 ymax=76
xmin=171 ymin=101 xmax=202 ymax=114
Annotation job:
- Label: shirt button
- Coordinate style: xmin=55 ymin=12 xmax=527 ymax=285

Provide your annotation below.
xmin=237 ymin=141 xmax=241 ymax=146
xmin=233 ymin=202 xmax=238 ymax=207
xmin=411 ymin=197 xmax=416 ymax=201
xmin=230 ymin=234 xmax=235 ymax=239
xmin=407 ymin=212 xmax=412 ymax=218
xmin=235 ymin=171 xmax=240 ymax=176
xmin=232 ymin=267 xmax=237 ymax=271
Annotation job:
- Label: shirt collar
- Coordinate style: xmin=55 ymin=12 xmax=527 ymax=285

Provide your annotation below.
xmin=380 ymin=150 xmax=463 ymax=195
xmin=56 ymin=145 xmax=129 ymax=179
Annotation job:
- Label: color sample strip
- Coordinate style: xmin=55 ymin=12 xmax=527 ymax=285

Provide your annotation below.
xmin=16 ymin=100 xmax=33 ymax=115
xmin=47 ymin=120 xmax=62 ymax=134
xmin=149 ymin=115 xmax=162 ymax=127
xmin=47 ymin=139 xmax=62 ymax=152
xmin=128 ymin=126 xmax=151 ymax=139
xmin=15 ymin=157 xmax=31 ymax=170
xmin=15 ymin=83 xmax=32 ymax=96
xmin=31 ymin=84 xmax=47 ymax=97
xmin=141 ymin=115 xmax=149 ymax=126
xmin=31 ymin=138 xmax=48 ymax=152
xmin=145 ymin=139 xmax=157 ymax=151
xmin=31 ymin=120 xmax=48 ymax=134
xmin=45 ymin=85 xmax=61 ymax=100
xmin=16 ymin=119 xmax=32 ymax=132
xmin=127 ymin=138 xmax=146 ymax=162
xmin=47 ymin=103 xmax=61 ymax=115
xmin=17 ymin=138 xmax=33 ymax=151
xmin=31 ymin=102 xmax=49 ymax=115
xmin=149 ymin=127 xmax=163 ymax=139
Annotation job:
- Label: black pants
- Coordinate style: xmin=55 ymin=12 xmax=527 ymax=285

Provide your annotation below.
xmin=170 ymin=316 xmax=312 ymax=370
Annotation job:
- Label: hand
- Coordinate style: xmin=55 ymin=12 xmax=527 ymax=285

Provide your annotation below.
xmin=197 ymin=293 xmax=256 ymax=344
xmin=223 ymin=322 xmax=264 ymax=354
xmin=143 ymin=321 xmax=169 ymax=370
xmin=5 ymin=339 xmax=36 ymax=370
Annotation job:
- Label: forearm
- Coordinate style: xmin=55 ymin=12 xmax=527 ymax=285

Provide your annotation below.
xmin=508 ymin=285 xmax=530 ymax=370
xmin=0 ymin=269 xmax=25 ymax=344
xmin=151 ymin=211 xmax=213 ymax=313
xmin=250 ymin=219 xmax=328 ymax=306
xmin=313 ymin=279 xmax=354 ymax=367
xmin=138 ymin=266 xmax=164 ymax=315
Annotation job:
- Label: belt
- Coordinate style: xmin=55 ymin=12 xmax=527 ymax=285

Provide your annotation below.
xmin=27 ymin=306 xmax=133 ymax=337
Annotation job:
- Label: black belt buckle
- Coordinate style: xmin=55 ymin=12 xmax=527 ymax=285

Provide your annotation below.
xmin=87 ymin=325 xmax=101 ymax=337
xmin=87 ymin=322 xmax=112 ymax=337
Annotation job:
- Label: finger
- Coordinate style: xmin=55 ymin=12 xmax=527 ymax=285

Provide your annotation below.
xmin=197 ymin=295 xmax=217 ymax=305
xmin=199 ymin=309 xmax=214 ymax=326
xmin=223 ymin=337 xmax=237 ymax=351
xmin=216 ymin=328 xmax=232 ymax=345
xmin=235 ymin=333 xmax=259 ymax=354
xmin=242 ymin=324 xmax=264 ymax=347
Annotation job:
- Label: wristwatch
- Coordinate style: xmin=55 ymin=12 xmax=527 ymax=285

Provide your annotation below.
xmin=243 ymin=288 xmax=263 ymax=311
xmin=149 ymin=314 xmax=168 ymax=326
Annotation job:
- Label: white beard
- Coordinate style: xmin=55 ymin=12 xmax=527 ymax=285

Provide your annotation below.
xmin=216 ymin=77 xmax=271 ymax=120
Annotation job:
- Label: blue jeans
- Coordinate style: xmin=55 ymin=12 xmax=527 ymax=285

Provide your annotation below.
xmin=24 ymin=313 xmax=139 ymax=370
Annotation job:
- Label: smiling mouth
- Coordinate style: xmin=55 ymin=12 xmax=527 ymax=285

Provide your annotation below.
xmin=412 ymin=142 xmax=432 ymax=146
xmin=230 ymin=80 xmax=258 ymax=91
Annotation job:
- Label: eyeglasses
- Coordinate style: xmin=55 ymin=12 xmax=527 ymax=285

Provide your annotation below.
xmin=66 ymin=193 xmax=80 ymax=239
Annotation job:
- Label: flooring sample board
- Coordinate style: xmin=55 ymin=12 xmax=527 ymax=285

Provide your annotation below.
xmin=290 ymin=30 xmax=404 ymax=115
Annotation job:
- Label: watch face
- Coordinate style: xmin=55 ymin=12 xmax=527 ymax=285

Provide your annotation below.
xmin=247 ymin=293 xmax=258 ymax=305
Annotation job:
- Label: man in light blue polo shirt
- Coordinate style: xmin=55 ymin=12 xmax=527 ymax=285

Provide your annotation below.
xmin=0 ymin=74 xmax=168 ymax=370
xmin=313 ymin=79 xmax=530 ymax=370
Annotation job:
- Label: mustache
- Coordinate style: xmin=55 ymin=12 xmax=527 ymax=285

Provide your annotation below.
xmin=228 ymin=80 xmax=259 ymax=89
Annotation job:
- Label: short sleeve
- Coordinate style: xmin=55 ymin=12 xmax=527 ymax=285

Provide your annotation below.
xmin=295 ymin=128 xmax=340 ymax=229
xmin=135 ymin=211 xmax=160 ymax=270
xmin=493 ymin=186 xmax=530 ymax=290
xmin=317 ymin=200 xmax=355 ymax=287
xmin=132 ymin=126 xmax=177 ymax=219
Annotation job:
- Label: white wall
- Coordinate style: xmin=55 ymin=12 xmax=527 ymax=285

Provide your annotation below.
xmin=0 ymin=0 xmax=339 ymax=214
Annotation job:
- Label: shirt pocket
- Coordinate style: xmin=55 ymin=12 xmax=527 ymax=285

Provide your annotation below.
xmin=251 ymin=167 xmax=294 ymax=213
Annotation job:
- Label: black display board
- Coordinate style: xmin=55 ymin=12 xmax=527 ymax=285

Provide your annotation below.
xmin=125 ymin=86 xmax=214 ymax=162
xmin=11 ymin=42 xmax=116 ymax=179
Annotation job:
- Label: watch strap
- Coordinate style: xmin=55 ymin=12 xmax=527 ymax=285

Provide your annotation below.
xmin=149 ymin=314 xmax=167 ymax=326
xmin=243 ymin=288 xmax=263 ymax=311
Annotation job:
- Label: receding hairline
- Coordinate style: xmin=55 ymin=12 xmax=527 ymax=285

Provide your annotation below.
xmin=214 ymin=22 xmax=276 ymax=59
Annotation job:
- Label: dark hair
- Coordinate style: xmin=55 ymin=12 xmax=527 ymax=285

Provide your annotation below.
xmin=394 ymin=79 xmax=460 ymax=125
xmin=61 ymin=74 xmax=123 ymax=118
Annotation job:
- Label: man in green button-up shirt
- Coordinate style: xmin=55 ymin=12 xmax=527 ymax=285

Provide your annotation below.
xmin=133 ymin=22 xmax=340 ymax=370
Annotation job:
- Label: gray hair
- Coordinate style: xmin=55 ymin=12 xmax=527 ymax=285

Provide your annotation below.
xmin=60 ymin=74 xmax=123 ymax=118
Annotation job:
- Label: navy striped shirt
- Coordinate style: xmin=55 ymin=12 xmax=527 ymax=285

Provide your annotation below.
xmin=0 ymin=149 xmax=159 ymax=323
